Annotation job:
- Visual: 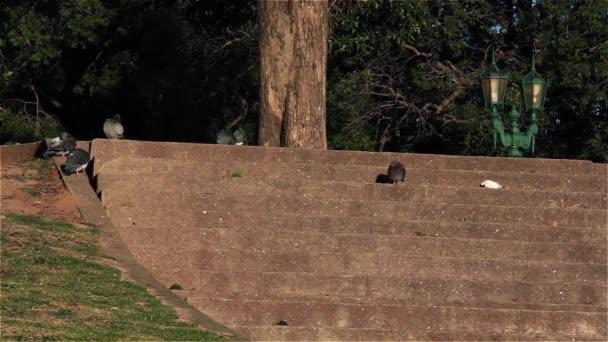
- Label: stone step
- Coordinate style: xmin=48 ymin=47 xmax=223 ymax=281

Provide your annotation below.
xmin=97 ymin=174 xmax=607 ymax=209
xmin=102 ymin=190 xmax=606 ymax=229
xmin=230 ymin=325 xmax=581 ymax=342
xmin=96 ymin=157 xmax=606 ymax=193
xmin=187 ymin=298 xmax=606 ymax=339
xmin=90 ymin=139 xmax=605 ymax=175
xmin=133 ymin=245 xmax=606 ymax=285
xmin=117 ymin=225 xmax=606 ymax=265
xmin=160 ymin=271 xmax=607 ymax=308
xmin=184 ymin=293 xmax=606 ymax=314
xmin=106 ymin=207 xmax=607 ymax=244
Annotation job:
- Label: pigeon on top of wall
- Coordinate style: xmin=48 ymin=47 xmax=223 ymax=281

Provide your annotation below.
xmin=480 ymin=180 xmax=504 ymax=189
xmin=217 ymin=127 xmax=247 ymax=146
xmin=387 ymin=160 xmax=406 ymax=184
xmin=103 ymin=114 xmax=125 ymax=139
xmin=61 ymin=148 xmax=90 ymax=175
xmin=44 ymin=132 xmax=77 ymax=159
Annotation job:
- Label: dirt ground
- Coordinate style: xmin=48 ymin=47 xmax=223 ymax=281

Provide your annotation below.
xmin=0 ymin=160 xmax=83 ymax=222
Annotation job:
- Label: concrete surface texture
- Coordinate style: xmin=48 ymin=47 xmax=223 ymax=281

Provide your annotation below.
xmin=91 ymin=139 xmax=607 ymax=341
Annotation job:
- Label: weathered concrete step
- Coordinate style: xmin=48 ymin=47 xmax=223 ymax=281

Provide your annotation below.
xmin=188 ymin=298 xmax=607 ymax=339
xmin=117 ymin=225 xmax=606 ymax=265
xmin=230 ymin=325 xmax=578 ymax=342
xmin=90 ymin=139 xmax=605 ymax=175
xmin=107 ymin=207 xmax=607 ymax=244
xmin=98 ymin=174 xmax=607 ymax=209
xmin=103 ymin=190 xmax=607 ymax=229
xmin=231 ymin=324 xmax=605 ymax=341
xmin=97 ymin=157 xmax=606 ymax=193
xmin=134 ymin=246 xmax=606 ymax=285
xmin=161 ymin=271 xmax=607 ymax=308
xmin=185 ymin=293 xmax=606 ymax=314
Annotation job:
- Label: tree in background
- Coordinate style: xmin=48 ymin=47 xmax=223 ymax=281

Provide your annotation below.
xmin=258 ymin=0 xmax=328 ymax=149
xmin=0 ymin=0 xmax=259 ymax=142
xmin=0 ymin=0 xmax=606 ymax=162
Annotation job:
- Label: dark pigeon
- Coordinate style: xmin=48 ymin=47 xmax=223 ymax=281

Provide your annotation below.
xmin=217 ymin=127 xmax=247 ymax=146
xmin=103 ymin=114 xmax=125 ymax=139
xmin=375 ymin=174 xmax=393 ymax=184
xmin=43 ymin=132 xmax=77 ymax=159
xmin=61 ymin=148 xmax=90 ymax=175
xmin=387 ymin=160 xmax=406 ymax=184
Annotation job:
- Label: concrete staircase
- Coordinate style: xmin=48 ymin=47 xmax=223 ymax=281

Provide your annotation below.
xmin=89 ymin=139 xmax=607 ymax=341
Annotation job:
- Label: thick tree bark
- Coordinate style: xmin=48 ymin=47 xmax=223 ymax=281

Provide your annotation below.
xmin=258 ymin=0 xmax=328 ymax=149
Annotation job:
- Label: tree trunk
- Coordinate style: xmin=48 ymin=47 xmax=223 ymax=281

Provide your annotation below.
xmin=258 ymin=0 xmax=328 ymax=149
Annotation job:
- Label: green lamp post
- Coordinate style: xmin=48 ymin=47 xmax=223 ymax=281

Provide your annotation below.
xmin=481 ymin=51 xmax=547 ymax=157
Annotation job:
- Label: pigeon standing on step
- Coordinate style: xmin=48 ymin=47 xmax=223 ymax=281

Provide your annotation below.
xmin=388 ymin=160 xmax=406 ymax=184
xmin=61 ymin=148 xmax=90 ymax=175
xmin=103 ymin=114 xmax=125 ymax=139
xmin=480 ymin=180 xmax=504 ymax=189
xmin=44 ymin=132 xmax=77 ymax=159
xmin=217 ymin=127 xmax=247 ymax=145
xmin=217 ymin=127 xmax=248 ymax=146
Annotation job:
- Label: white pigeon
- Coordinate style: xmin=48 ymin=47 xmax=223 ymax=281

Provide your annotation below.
xmin=44 ymin=132 xmax=77 ymax=158
xmin=480 ymin=180 xmax=504 ymax=189
xmin=103 ymin=114 xmax=125 ymax=139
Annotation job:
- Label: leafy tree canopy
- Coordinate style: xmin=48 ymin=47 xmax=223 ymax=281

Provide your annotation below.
xmin=1 ymin=0 xmax=606 ymax=162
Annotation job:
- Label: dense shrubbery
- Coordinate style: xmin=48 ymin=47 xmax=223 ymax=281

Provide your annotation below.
xmin=0 ymin=0 xmax=606 ymax=161
xmin=0 ymin=107 xmax=62 ymax=143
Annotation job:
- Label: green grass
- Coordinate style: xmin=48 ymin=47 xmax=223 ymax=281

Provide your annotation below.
xmin=1 ymin=213 xmax=224 ymax=341
xmin=2 ymin=160 xmax=54 ymax=183
xmin=19 ymin=160 xmax=55 ymax=181
xmin=232 ymin=169 xmax=244 ymax=178
xmin=2 ymin=174 xmax=34 ymax=182
xmin=19 ymin=187 xmax=43 ymax=197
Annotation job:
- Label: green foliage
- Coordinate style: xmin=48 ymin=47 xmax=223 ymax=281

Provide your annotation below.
xmin=169 ymin=283 xmax=184 ymax=290
xmin=232 ymin=169 xmax=244 ymax=177
xmin=1 ymin=213 xmax=223 ymax=341
xmin=326 ymin=0 xmax=608 ymax=160
xmin=329 ymin=0 xmax=428 ymax=65
xmin=327 ymin=72 xmax=375 ymax=151
xmin=0 ymin=108 xmax=63 ymax=143
xmin=0 ymin=0 xmax=606 ymax=161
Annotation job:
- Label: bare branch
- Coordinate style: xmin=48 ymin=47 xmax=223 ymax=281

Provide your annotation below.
xmin=402 ymin=43 xmax=432 ymax=57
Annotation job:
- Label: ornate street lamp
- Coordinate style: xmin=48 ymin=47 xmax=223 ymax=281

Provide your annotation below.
xmin=480 ymin=51 xmax=547 ymax=157
xmin=480 ymin=52 xmax=508 ymax=109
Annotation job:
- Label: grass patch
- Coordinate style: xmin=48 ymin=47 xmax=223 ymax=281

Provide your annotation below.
xmin=2 ymin=173 xmax=35 ymax=182
xmin=169 ymin=284 xmax=184 ymax=290
xmin=232 ymin=169 xmax=244 ymax=178
xmin=3 ymin=160 xmax=55 ymax=183
xmin=19 ymin=159 xmax=55 ymax=181
xmin=1 ymin=213 xmax=224 ymax=341
xmin=19 ymin=187 xmax=43 ymax=197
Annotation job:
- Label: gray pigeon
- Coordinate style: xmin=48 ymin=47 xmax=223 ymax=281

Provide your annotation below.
xmin=217 ymin=127 xmax=247 ymax=145
xmin=388 ymin=160 xmax=406 ymax=184
xmin=62 ymin=148 xmax=90 ymax=175
xmin=103 ymin=114 xmax=125 ymax=139
xmin=44 ymin=132 xmax=77 ymax=159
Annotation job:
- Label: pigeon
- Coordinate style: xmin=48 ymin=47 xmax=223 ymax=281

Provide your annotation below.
xmin=103 ymin=114 xmax=125 ymax=139
xmin=43 ymin=132 xmax=76 ymax=159
xmin=61 ymin=148 xmax=90 ymax=175
xmin=217 ymin=127 xmax=247 ymax=145
xmin=480 ymin=180 xmax=504 ymax=189
xmin=387 ymin=160 xmax=406 ymax=184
